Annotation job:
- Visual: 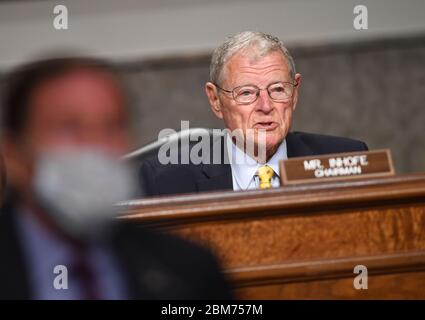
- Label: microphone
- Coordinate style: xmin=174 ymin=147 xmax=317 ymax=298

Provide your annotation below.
xmin=122 ymin=128 xmax=212 ymax=161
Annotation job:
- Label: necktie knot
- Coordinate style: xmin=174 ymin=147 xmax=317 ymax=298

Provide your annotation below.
xmin=257 ymin=165 xmax=274 ymax=189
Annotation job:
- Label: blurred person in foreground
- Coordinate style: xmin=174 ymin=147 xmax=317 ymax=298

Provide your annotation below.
xmin=0 ymin=57 xmax=231 ymax=300
xmin=140 ymin=31 xmax=368 ymax=196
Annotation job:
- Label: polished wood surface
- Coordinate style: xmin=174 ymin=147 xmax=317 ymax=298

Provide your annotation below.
xmin=119 ymin=173 xmax=425 ymax=299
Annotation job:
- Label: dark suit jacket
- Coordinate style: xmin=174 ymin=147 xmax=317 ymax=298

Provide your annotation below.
xmin=0 ymin=199 xmax=231 ymax=300
xmin=140 ymin=131 xmax=368 ymax=196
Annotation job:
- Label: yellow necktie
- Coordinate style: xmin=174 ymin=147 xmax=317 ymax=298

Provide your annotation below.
xmin=257 ymin=165 xmax=274 ymax=189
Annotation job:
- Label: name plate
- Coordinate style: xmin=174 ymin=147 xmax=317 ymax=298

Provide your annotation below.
xmin=280 ymin=149 xmax=395 ymax=185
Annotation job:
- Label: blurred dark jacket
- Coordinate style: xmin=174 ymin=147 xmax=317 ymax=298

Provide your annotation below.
xmin=0 ymin=197 xmax=232 ymax=300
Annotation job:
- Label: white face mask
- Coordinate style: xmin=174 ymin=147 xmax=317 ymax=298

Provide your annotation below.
xmin=32 ymin=148 xmax=137 ymax=240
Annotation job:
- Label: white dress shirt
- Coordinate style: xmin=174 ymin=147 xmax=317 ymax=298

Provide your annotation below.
xmin=226 ymin=134 xmax=288 ymax=191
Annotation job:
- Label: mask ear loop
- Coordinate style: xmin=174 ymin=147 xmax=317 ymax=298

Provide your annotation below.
xmin=0 ymin=154 xmax=5 ymax=206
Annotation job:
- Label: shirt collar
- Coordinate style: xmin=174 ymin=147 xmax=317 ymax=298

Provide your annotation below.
xmin=226 ymin=134 xmax=288 ymax=190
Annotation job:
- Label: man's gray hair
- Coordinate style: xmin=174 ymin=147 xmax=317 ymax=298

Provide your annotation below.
xmin=210 ymin=31 xmax=296 ymax=85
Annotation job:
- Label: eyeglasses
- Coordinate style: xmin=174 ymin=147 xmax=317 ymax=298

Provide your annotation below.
xmin=215 ymin=81 xmax=298 ymax=105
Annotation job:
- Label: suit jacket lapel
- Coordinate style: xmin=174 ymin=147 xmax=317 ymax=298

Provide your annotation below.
xmin=197 ymin=134 xmax=233 ymax=192
xmin=197 ymin=163 xmax=233 ymax=192
xmin=286 ymin=131 xmax=315 ymax=158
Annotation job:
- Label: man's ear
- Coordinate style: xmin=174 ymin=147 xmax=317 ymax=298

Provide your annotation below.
xmin=292 ymin=73 xmax=302 ymax=111
xmin=205 ymin=82 xmax=223 ymax=119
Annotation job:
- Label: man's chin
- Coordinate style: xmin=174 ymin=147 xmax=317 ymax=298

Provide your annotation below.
xmin=264 ymin=134 xmax=283 ymax=148
xmin=263 ymin=136 xmax=285 ymax=159
xmin=248 ymin=141 xmax=280 ymax=163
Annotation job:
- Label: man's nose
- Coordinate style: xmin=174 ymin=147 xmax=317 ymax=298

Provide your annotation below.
xmin=255 ymin=89 xmax=273 ymax=113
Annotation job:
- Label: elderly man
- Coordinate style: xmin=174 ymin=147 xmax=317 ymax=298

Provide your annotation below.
xmin=0 ymin=57 xmax=230 ymax=299
xmin=140 ymin=31 xmax=368 ymax=195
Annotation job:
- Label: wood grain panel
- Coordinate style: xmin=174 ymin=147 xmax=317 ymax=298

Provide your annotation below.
xmin=235 ymin=271 xmax=425 ymax=300
xmin=119 ymin=173 xmax=425 ymax=299
xmin=175 ymin=207 xmax=424 ymax=268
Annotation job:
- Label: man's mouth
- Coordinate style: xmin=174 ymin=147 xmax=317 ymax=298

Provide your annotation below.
xmin=253 ymin=122 xmax=279 ymax=131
